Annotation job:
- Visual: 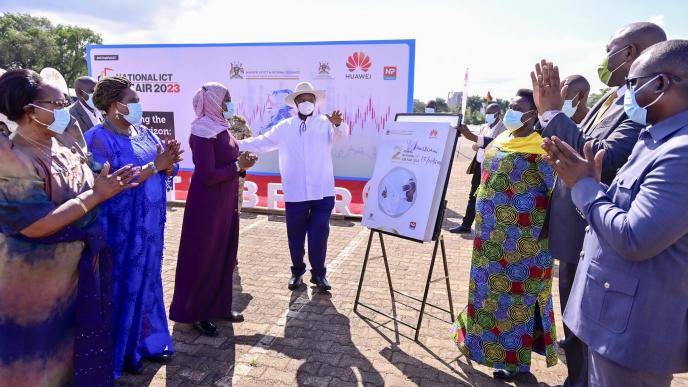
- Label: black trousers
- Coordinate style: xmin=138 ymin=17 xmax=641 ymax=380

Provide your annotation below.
xmin=461 ymin=166 xmax=482 ymax=227
xmin=559 ymin=261 xmax=589 ymax=387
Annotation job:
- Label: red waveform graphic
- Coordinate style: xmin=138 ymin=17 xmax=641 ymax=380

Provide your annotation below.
xmin=235 ymin=96 xmax=394 ymax=134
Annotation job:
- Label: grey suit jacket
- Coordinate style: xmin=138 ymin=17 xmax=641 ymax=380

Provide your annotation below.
xmin=69 ymin=101 xmax=98 ymax=137
xmin=541 ymin=88 xmax=644 ymax=263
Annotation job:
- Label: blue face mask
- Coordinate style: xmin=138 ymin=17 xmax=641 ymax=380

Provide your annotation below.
xmin=224 ymin=102 xmax=235 ymax=120
xmin=624 ymin=75 xmax=664 ymax=125
xmin=503 ymin=109 xmax=532 ymax=132
xmin=117 ymin=102 xmax=144 ymax=126
xmin=562 ymin=98 xmax=578 ymax=118
xmin=31 ymin=104 xmax=71 ymax=134
xmin=485 ymin=113 xmax=496 ymax=125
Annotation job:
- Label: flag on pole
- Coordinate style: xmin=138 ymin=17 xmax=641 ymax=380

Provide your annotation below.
xmin=461 ymin=68 xmax=469 ymax=123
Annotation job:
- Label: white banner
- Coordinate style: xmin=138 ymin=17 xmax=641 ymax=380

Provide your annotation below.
xmin=86 ymin=40 xmax=414 ymax=182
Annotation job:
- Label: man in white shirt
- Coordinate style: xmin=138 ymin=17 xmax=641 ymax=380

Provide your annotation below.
xmin=450 ymin=103 xmax=505 ymax=234
xmin=69 ymin=76 xmax=102 ymax=138
xmin=238 ymin=82 xmax=349 ymax=291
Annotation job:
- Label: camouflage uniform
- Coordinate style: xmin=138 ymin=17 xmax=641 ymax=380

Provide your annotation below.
xmin=229 ymin=115 xmax=253 ymax=210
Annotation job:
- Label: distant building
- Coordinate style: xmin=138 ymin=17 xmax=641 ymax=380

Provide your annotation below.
xmin=447 ymin=91 xmax=462 ymax=109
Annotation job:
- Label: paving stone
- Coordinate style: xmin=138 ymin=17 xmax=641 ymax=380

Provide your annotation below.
xmin=115 ymin=146 xmax=688 ymax=386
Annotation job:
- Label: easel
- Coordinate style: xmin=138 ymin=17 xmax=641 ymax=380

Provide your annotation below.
xmin=354 ymin=125 xmax=460 ymax=341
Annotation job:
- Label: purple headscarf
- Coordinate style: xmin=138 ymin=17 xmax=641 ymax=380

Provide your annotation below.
xmin=190 ymin=82 xmax=229 ymax=138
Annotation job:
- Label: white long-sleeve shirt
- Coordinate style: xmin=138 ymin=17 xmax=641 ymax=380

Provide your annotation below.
xmin=238 ymin=114 xmax=349 ymax=202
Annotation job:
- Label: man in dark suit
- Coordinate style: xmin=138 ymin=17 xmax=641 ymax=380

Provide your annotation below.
xmin=69 ymin=76 xmax=101 ymax=140
xmin=450 ymin=103 xmax=505 ymax=234
xmin=531 ymin=22 xmax=666 ymax=387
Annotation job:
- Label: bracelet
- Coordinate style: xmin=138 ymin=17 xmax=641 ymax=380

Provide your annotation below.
xmin=74 ymin=197 xmax=89 ymax=214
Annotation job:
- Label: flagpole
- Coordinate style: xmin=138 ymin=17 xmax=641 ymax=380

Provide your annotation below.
xmin=460 ymin=68 xmax=469 ymax=124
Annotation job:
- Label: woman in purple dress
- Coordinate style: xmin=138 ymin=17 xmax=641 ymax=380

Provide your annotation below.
xmin=169 ymin=82 xmax=256 ymax=336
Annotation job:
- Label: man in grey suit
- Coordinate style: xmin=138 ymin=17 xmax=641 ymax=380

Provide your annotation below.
xmin=531 ymin=22 xmax=666 ymax=387
xmin=69 ymin=76 xmax=101 ymax=142
xmin=542 ymin=39 xmax=688 ymax=386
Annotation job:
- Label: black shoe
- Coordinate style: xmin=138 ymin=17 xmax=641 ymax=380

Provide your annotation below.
xmin=310 ymin=276 xmax=332 ymax=291
xmin=124 ymin=361 xmax=144 ymax=375
xmin=193 ymin=320 xmax=218 ymax=337
xmin=449 ymin=225 xmax=472 ymax=234
xmin=225 ymin=311 xmax=245 ymax=323
xmin=288 ymin=275 xmax=303 ymax=290
xmin=493 ymin=369 xmax=519 ymax=380
xmin=147 ymin=351 xmax=173 ymax=364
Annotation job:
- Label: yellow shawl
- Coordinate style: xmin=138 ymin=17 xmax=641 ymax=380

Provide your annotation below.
xmin=491 ymin=130 xmax=546 ymax=155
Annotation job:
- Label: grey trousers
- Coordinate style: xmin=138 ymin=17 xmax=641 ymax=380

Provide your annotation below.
xmin=588 ymin=349 xmax=673 ymax=387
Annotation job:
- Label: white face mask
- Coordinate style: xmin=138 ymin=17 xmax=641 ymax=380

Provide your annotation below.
xmin=297 ymin=101 xmax=315 ymax=115
xmin=82 ymin=91 xmax=96 ymax=110
xmin=561 ymin=98 xmax=579 ymax=118
xmin=425 ymin=107 xmax=436 ymax=113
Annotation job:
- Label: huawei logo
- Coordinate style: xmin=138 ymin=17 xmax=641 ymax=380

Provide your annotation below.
xmin=346 ymin=52 xmax=372 ymax=72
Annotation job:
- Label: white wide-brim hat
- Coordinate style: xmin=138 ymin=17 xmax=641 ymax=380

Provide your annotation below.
xmin=284 ymin=82 xmax=326 ymax=107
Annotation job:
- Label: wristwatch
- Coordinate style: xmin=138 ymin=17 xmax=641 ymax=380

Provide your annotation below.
xmin=147 ymin=161 xmax=158 ymax=174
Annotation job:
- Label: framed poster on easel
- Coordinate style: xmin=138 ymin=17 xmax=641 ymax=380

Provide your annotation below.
xmin=355 ymin=114 xmax=460 ymax=340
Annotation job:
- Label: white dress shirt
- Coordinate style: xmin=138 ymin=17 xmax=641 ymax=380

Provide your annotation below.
xmin=80 ymin=101 xmax=102 ymax=127
xmin=476 ymin=122 xmax=503 ymax=163
xmin=238 ymin=114 xmax=349 ymax=202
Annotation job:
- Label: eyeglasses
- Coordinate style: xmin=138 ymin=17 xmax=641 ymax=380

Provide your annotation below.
xmin=33 ymin=99 xmax=71 ymax=108
xmin=626 ymin=73 xmax=682 ymax=90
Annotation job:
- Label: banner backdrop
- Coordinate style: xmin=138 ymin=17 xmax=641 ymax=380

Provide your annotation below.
xmin=86 ymin=40 xmax=415 ymax=215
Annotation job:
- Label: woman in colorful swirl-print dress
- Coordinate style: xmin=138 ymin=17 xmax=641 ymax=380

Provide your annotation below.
xmin=451 ymin=89 xmax=557 ymax=380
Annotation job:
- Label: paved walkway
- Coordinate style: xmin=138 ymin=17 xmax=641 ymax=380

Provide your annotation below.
xmin=118 ymin=141 xmax=688 ymax=386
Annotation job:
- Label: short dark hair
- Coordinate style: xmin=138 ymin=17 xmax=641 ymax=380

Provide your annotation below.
xmin=426 ymin=100 xmax=437 ymax=108
xmin=93 ymin=76 xmax=132 ymax=111
xmin=516 ymin=88 xmax=535 ymax=111
xmin=616 ymin=22 xmax=667 ymax=54
xmin=642 ymin=40 xmax=688 ymax=85
xmin=0 ymin=69 xmax=45 ymax=121
xmin=565 ymin=75 xmax=591 ymax=94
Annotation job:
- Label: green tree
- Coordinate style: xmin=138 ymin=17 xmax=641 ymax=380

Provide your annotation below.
xmin=461 ymin=95 xmax=486 ymax=124
xmin=433 ymin=97 xmax=449 ymax=112
xmin=52 ymin=25 xmax=102 ymax=85
xmin=493 ymin=98 xmax=510 ymax=112
xmin=465 ymin=95 xmax=483 ymax=113
xmin=588 ymin=88 xmax=611 ymax=107
xmin=0 ymin=13 xmax=102 ymax=85
xmin=413 ymin=99 xmax=426 ymax=113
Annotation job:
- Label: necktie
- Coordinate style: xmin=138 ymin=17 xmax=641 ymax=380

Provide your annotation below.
xmin=590 ymin=92 xmax=618 ymax=128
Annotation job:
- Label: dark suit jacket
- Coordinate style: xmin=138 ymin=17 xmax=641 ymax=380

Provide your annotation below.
xmin=69 ymin=101 xmax=99 ymax=137
xmin=541 ymin=88 xmax=644 ymax=263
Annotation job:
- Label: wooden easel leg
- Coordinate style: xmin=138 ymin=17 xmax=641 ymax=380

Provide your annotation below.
xmin=354 ymin=230 xmax=376 ymax=312
xmin=414 ymin=237 xmax=441 ymax=341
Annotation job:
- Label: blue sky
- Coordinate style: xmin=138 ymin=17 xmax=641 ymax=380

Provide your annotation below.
xmin=3 ymin=0 xmax=686 ymax=101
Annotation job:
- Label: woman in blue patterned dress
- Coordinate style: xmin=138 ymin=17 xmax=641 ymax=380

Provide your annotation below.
xmin=85 ymin=76 xmax=183 ymax=377
xmin=451 ymin=89 xmax=558 ymax=380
